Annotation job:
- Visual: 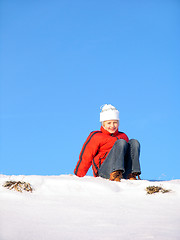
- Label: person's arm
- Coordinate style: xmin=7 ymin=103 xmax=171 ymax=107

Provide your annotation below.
xmin=123 ymin=133 xmax=129 ymax=142
xmin=74 ymin=131 xmax=100 ymax=177
xmin=119 ymin=131 xmax=129 ymax=142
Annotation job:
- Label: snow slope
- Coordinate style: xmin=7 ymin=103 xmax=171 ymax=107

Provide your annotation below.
xmin=0 ymin=175 xmax=180 ymax=240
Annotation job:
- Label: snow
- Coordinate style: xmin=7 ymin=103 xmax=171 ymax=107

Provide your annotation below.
xmin=0 ymin=175 xmax=180 ymax=240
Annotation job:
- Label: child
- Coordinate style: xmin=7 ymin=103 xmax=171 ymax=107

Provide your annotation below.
xmin=74 ymin=104 xmax=141 ymax=181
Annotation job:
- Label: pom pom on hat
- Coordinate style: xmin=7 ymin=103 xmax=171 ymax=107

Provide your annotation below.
xmin=100 ymin=104 xmax=119 ymax=122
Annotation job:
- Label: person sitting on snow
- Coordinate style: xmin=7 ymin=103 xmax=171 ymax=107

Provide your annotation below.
xmin=74 ymin=104 xmax=141 ymax=181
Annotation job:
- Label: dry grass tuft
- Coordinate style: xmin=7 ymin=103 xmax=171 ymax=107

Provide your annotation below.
xmin=146 ymin=186 xmax=171 ymax=194
xmin=3 ymin=180 xmax=33 ymax=193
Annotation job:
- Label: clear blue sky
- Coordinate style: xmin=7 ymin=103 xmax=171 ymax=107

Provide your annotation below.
xmin=1 ymin=0 xmax=180 ymax=180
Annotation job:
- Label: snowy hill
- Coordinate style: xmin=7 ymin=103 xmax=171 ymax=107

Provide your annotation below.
xmin=0 ymin=175 xmax=180 ymax=240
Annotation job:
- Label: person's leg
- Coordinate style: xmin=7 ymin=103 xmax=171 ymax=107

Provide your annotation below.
xmin=124 ymin=139 xmax=141 ymax=179
xmin=98 ymin=139 xmax=128 ymax=179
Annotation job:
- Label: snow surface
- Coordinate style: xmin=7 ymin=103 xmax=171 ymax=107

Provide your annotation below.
xmin=0 ymin=175 xmax=180 ymax=240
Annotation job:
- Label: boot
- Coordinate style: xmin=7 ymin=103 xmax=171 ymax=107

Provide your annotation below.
xmin=127 ymin=172 xmax=141 ymax=180
xmin=109 ymin=170 xmax=123 ymax=182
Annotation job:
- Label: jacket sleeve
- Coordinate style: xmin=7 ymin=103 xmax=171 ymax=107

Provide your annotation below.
xmin=123 ymin=133 xmax=129 ymax=142
xmin=74 ymin=131 xmax=100 ymax=177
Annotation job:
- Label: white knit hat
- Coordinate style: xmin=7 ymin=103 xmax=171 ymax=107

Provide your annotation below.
xmin=100 ymin=104 xmax=119 ymax=122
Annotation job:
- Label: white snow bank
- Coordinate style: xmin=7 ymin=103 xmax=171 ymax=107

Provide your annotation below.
xmin=0 ymin=175 xmax=180 ymax=240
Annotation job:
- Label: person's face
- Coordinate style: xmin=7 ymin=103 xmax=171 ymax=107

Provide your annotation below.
xmin=103 ymin=120 xmax=119 ymax=134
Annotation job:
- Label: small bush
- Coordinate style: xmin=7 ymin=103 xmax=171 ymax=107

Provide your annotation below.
xmin=3 ymin=180 xmax=33 ymax=193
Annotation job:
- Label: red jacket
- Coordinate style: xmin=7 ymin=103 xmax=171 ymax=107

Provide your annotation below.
xmin=74 ymin=126 xmax=129 ymax=177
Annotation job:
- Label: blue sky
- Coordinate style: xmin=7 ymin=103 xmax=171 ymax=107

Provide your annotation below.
xmin=1 ymin=0 xmax=180 ymax=180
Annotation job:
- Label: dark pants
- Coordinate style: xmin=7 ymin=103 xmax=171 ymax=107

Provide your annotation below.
xmin=98 ymin=139 xmax=141 ymax=179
